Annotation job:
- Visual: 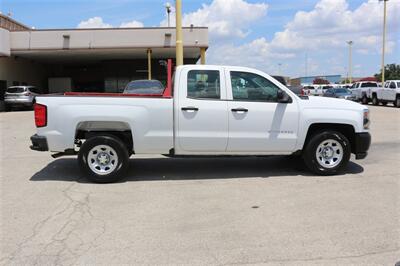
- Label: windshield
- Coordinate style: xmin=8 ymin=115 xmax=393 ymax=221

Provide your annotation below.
xmin=397 ymin=82 xmax=400 ymax=88
xmin=124 ymin=80 xmax=164 ymax=94
xmin=7 ymin=87 xmax=26 ymax=93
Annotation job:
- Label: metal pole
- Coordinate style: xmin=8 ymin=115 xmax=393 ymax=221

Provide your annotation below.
xmin=305 ymin=52 xmax=308 ymax=78
xmin=175 ymin=0 xmax=183 ymax=66
xmin=200 ymin=47 xmax=206 ymax=64
xmin=347 ymin=41 xmax=353 ymax=83
xmin=147 ymin=49 xmax=152 ymax=80
xmin=166 ymin=2 xmax=171 ymax=27
xmin=381 ymin=0 xmax=388 ymax=83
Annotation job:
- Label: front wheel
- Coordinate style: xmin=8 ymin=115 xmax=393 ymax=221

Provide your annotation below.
xmin=395 ymin=97 xmax=400 ymax=108
xmin=78 ymin=135 xmax=129 ymax=183
xmin=302 ymin=131 xmax=351 ymax=175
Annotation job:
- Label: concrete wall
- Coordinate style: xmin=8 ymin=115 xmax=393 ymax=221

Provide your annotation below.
xmin=0 ymin=56 xmax=47 ymax=88
xmin=0 ymin=28 xmax=10 ymax=56
xmin=10 ymin=27 xmax=208 ymax=51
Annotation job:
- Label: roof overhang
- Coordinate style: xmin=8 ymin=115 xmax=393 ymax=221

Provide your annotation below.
xmin=9 ymin=27 xmax=208 ymax=63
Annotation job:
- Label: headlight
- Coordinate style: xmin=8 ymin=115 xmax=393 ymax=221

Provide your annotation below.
xmin=363 ymin=109 xmax=370 ymax=129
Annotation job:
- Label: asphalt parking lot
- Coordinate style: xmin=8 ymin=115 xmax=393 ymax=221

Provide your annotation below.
xmin=1 ymin=105 xmax=399 ymax=265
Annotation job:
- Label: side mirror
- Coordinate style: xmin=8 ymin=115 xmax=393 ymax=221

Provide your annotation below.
xmin=277 ymin=90 xmax=292 ymax=103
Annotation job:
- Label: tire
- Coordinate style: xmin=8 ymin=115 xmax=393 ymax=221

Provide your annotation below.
xmin=302 ymin=131 xmax=351 ymax=175
xmin=4 ymin=104 xmax=11 ymax=112
xmin=395 ymin=97 xmax=400 ymax=108
xmin=372 ymin=95 xmax=379 ymax=106
xmin=361 ymin=95 xmax=368 ymax=105
xmin=78 ymin=135 xmax=129 ymax=183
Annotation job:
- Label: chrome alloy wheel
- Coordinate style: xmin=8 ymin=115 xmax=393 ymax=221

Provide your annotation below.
xmin=315 ymin=139 xmax=343 ymax=168
xmin=87 ymin=145 xmax=119 ymax=175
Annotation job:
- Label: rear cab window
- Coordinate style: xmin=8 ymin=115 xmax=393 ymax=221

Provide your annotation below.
xmin=7 ymin=87 xmax=26 ymax=93
xmin=361 ymin=82 xmax=377 ymax=88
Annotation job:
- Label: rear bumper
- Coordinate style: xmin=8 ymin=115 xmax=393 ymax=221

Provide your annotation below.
xmin=353 ymin=132 xmax=371 ymax=159
xmin=5 ymin=98 xmax=33 ymax=106
xmin=30 ymin=134 xmax=48 ymax=151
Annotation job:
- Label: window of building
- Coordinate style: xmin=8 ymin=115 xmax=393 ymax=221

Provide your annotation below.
xmin=187 ymin=70 xmax=220 ymax=99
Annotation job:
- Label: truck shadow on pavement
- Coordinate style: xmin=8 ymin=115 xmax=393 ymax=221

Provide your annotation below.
xmin=30 ymin=156 xmax=364 ymax=183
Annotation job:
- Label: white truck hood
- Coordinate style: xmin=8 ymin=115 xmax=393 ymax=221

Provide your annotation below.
xmin=301 ymin=96 xmax=366 ymax=111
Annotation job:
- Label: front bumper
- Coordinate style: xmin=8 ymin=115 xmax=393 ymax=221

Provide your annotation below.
xmin=353 ymin=132 xmax=371 ymax=159
xmin=30 ymin=134 xmax=48 ymax=151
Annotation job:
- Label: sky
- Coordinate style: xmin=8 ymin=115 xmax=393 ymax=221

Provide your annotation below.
xmin=1 ymin=0 xmax=399 ymax=78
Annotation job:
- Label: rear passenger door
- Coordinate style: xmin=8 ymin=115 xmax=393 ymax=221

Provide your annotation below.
xmin=176 ymin=67 xmax=229 ymax=153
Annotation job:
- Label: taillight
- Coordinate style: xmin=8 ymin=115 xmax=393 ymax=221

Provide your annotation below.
xmin=34 ymin=104 xmax=47 ymax=127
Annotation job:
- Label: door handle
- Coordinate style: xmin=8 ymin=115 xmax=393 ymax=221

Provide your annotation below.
xmin=231 ymin=108 xmax=248 ymax=113
xmin=181 ymin=106 xmax=199 ymax=112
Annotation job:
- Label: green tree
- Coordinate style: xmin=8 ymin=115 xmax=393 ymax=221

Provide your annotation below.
xmin=374 ymin=63 xmax=400 ymax=81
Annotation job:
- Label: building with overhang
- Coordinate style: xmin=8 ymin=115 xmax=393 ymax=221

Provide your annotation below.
xmin=0 ymin=14 xmax=208 ymax=98
xmin=290 ymin=75 xmax=342 ymax=86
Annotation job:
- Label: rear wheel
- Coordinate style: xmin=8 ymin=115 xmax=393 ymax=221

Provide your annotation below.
xmin=372 ymin=95 xmax=379 ymax=106
xmin=302 ymin=131 xmax=351 ymax=175
xmin=361 ymin=95 xmax=368 ymax=105
xmin=78 ymin=135 xmax=129 ymax=183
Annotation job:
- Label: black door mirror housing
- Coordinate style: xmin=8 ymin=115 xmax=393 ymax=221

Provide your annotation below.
xmin=277 ymin=90 xmax=292 ymax=103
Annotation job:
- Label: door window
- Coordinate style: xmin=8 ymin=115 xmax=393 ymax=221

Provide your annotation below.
xmin=187 ymin=70 xmax=220 ymax=99
xmin=230 ymin=71 xmax=280 ymax=102
xmin=390 ymin=82 xmax=396 ymax=89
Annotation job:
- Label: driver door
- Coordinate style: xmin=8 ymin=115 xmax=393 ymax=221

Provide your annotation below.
xmin=225 ymin=69 xmax=299 ymax=153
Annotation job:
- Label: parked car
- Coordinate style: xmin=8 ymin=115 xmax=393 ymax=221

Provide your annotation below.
xmin=323 ymin=88 xmax=356 ymax=101
xmin=4 ymin=86 xmax=42 ymax=111
xmin=370 ymin=80 xmax=400 ymax=107
xmin=350 ymin=81 xmax=379 ymax=104
xmin=123 ymin=80 xmax=164 ymax=95
xmin=303 ymin=85 xmax=332 ymax=96
xmin=318 ymin=85 xmax=333 ymax=96
xmin=30 ymin=65 xmax=371 ymax=183
xmin=301 ymin=85 xmax=315 ymax=96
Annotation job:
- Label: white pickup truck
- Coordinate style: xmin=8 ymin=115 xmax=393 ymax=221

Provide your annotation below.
xmin=370 ymin=80 xmax=400 ymax=107
xmin=30 ymin=65 xmax=371 ymax=183
xmin=350 ymin=81 xmax=380 ymax=104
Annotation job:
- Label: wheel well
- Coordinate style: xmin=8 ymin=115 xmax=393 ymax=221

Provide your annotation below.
xmin=305 ymin=123 xmax=356 ymax=153
xmin=372 ymin=92 xmax=377 ymax=97
xmin=75 ymin=130 xmax=134 ymax=153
